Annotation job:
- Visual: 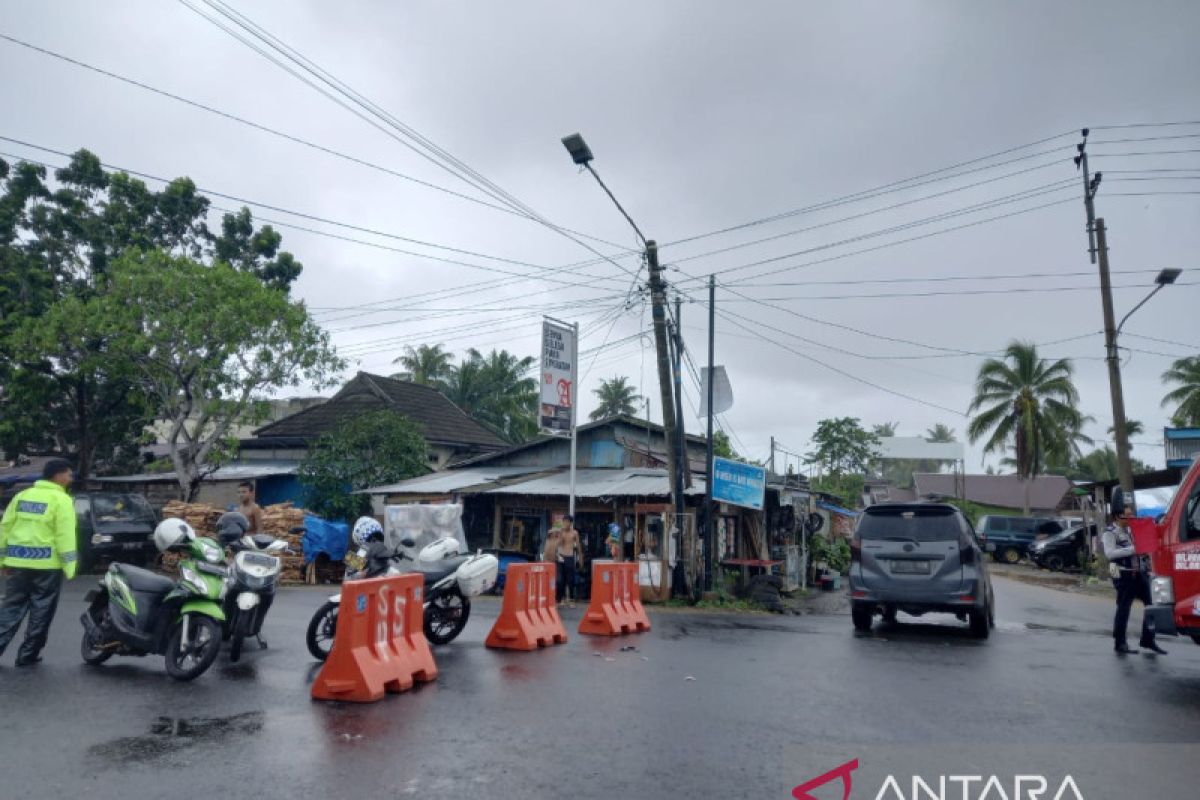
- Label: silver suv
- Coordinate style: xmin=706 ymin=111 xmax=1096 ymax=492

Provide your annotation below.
xmin=849 ymin=503 xmax=995 ymax=638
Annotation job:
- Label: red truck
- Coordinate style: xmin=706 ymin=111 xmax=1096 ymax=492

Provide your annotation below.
xmin=1140 ymin=458 xmax=1200 ymax=644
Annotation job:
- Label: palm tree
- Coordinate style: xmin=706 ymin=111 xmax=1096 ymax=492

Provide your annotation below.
xmin=392 ymin=343 xmax=453 ymax=388
xmin=872 ymin=421 xmax=899 ymax=437
xmin=1106 ymin=418 xmax=1144 ymax=438
xmin=1162 ymin=355 xmax=1200 ymax=427
xmin=443 ymin=348 xmax=538 ymax=443
xmin=967 ymin=341 xmax=1087 ymax=514
xmin=925 ymin=423 xmax=956 ymax=443
xmin=590 ymin=376 xmax=642 ymax=421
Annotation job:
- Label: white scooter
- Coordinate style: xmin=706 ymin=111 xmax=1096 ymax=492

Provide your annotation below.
xmin=305 ymin=535 xmax=497 ymax=660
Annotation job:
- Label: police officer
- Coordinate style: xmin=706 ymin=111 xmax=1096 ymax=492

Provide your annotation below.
xmin=0 ymin=458 xmax=78 ymax=666
xmin=1101 ymin=487 xmax=1166 ymax=656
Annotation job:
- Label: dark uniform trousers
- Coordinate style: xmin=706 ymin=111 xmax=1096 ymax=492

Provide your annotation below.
xmin=1112 ymin=569 xmax=1155 ymax=649
xmin=0 ymin=568 xmax=65 ymax=663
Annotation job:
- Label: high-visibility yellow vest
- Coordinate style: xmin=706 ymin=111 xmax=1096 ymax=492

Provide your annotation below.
xmin=0 ymin=480 xmax=78 ymax=579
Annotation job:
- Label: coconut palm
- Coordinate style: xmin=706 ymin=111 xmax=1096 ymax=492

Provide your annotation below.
xmin=967 ymin=341 xmax=1087 ymax=514
xmin=590 ymin=376 xmax=642 ymax=421
xmin=925 ymin=423 xmax=956 ymax=443
xmin=391 ymin=343 xmax=453 ymax=388
xmin=1162 ymin=355 xmax=1200 ymax=427
xmin=1106 ymin=418 xmax=1144 ymax=438
xmin=443 ymin=348 xmax=538 ymax=443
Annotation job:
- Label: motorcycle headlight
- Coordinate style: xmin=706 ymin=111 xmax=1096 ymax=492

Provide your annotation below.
xmin=1150 ymin=576 xmax=1174 ymax=606
xmin=180 ymin=565 xmax=208 ymax=596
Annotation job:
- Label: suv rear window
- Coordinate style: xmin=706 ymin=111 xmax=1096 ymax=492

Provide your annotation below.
xmin=858 ymin=507 xmax=964 ymax=542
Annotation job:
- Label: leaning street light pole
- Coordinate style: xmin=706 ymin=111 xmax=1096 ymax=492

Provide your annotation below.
xmin=561 ymin=133 xmax=684 ymax=523
xmin=1077 ymin=131 xmax=1182 ymax=508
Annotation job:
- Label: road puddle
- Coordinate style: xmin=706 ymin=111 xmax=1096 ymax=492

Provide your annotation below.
xmin=88 ymin=711 xmax=264 ymax=764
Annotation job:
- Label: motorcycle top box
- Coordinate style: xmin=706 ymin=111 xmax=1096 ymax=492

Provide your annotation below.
xmin=456 ymin=553 xmax=499 ymax=596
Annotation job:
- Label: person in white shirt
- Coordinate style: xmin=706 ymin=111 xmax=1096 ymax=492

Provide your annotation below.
xmin=1101 ymin=489 xmax=1166 ymax=656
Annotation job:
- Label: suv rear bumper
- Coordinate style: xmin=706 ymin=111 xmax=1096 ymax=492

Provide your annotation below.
xmin=850 ymin=581 xmax=987 ymax=612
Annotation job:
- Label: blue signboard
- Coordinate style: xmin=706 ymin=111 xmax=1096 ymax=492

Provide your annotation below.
xmin=712 ymin=457 xmax=767 ymax=511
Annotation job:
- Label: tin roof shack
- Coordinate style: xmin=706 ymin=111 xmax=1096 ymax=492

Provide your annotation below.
xmin=246 ymin=372 xmax=506 ymax=470
xmin=362 ymin=416 xmax=775 ymax=600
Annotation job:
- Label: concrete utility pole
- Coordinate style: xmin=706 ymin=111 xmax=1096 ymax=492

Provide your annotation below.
xmin=648 ymin=241 xmax=683 ymax=517
xmin=704 ymin=274 xmax=716 ymax=591
xmin=1076 ymin=129 xmax=1134 ymax=506
xmin=1094 ymin=218 xmax=1136 ymax=502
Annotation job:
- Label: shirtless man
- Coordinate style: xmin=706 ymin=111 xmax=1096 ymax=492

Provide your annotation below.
xmin=237 ymin=482 xmax=264 ymax=534
xmin=555 ymin=515 xmax=584 ymax=607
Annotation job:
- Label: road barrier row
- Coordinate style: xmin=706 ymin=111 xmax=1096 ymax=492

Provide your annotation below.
xmin=311 ymin=574 xmax=438 ymax=702
xmin=485 ymin=562 xmax=568 ymax=650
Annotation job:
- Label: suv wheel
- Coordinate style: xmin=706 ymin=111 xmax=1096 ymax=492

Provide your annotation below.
xmin=851 ymin=602 xmax=874 ymax=632
xmin=969 ymin=609 xmax=990 ymax=639
xmin=1000 ymin=547 xmax=1021 ymax=564
xmin=1045 ymin=554 xmax=1065 ymax=572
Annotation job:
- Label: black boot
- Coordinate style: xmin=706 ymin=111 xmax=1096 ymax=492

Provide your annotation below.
xmin=1114 ymin=642 xmax=1139 ymax=655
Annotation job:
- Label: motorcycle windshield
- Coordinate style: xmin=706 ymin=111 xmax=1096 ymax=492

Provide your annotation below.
xmin=384 ymin=504 xmax=467 ymax=555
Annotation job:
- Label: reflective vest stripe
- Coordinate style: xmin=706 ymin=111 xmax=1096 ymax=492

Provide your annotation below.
xmin=3 ymin=545 xmax=54 ymax=560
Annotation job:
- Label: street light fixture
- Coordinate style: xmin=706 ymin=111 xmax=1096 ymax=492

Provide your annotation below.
xmin=1117 ymin=268 xmax=1183 ymax=337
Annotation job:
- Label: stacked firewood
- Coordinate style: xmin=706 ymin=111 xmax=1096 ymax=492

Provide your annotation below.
xmin=156 ymin=500 xmax=325 ymax=584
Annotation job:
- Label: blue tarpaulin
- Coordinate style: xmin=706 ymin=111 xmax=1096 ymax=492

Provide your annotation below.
xmin=816 ymin=501 xmax=860 ymax=518
xmin=302 ymin=515 xmax=350 ymax=563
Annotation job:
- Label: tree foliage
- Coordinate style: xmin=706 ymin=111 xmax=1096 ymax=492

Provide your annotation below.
xmin=804 ymin=417 xmax=879 ymax=476
xmin=967 ymin=342 xmax=1088 ymax=512
xmin=299 ymin=410 xmax=429 ymax=521
xmin=36 ymin=250 xmax=343 ymax=499
xmin=1162 ymin=355 xmax=1200 ymax=427
xmin=0 ymin=150 xmax=307 ymax=476
xmin=391 ymin=343 xmax=454 ymax=388
xmin=811 ymin=473 xmax=866 ymax=509
xmin=590 ymin=376 xmax=643 ymax=421
xmin=712 ymin=430 xmax=738 ymax=460
xmin=1064 ymin=446 xmax=1152 ymax=482
xmin=443 ymin=348 xmax=538 ymax=443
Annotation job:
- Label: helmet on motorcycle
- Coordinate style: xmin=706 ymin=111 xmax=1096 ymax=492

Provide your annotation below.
xmin=216 ymin=511 xmax=250 ymax=544
xmin=153 ymin=517 xmax=196 ymax=553
xmin=352 ymin=516 xmax=384 ymax=547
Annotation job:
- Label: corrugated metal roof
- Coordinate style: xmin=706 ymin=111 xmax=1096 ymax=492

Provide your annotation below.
xmin=95 ymin=460 xmax=300 ymax=484
xmin=362 ymin=466 xmax=543 ymax=495
xmin=487 ymin=468 xmax=707 ymax=498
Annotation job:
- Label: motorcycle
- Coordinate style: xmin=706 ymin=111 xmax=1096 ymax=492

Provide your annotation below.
xmin=305 ymin=534 xmax=497 ymax=660
xmin=219 ymin=529 xmax=294 ymax=663
xmin=80 ymin=531 xmax=227 ymax=681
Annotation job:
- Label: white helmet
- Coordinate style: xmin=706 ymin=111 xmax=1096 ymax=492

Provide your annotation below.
xmin=154 ymin=517 xmax=196 ymax=553
xmin=352 ymin=516 xmax=384 ymax=548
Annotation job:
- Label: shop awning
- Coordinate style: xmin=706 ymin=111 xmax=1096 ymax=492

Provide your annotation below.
xmin=360 ymin=466 xmax=543 ymax=495
xmin=486 ymin=468 xmax=707 ymax=499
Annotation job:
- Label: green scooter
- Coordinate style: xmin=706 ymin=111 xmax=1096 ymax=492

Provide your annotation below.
xmin=80 ymin=517 xmax=227 ymax=681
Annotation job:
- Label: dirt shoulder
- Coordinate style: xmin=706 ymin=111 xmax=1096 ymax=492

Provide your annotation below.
xmin=988 ymin=562 xmax=1115 ymax=597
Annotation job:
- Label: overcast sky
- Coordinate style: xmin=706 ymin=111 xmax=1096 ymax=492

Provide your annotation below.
xmin=3 ymin=0 xmax=1198 ymax=472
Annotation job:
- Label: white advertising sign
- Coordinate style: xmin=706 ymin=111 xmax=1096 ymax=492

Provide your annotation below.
xmin=540 ymin=320 xmax=576 ymax=434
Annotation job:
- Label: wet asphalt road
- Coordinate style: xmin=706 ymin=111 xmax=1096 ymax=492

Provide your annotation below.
xmin=1 ymin=575 xmax=1199 ymax=800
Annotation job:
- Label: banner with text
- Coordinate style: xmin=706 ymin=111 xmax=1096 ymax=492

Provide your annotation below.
xmin=712 ymin=456 xmax=767 ymax=511
xmin=540 ymin=320 xmax=576 ymax=434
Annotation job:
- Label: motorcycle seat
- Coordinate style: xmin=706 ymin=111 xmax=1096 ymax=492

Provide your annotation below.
xmin=247 ymin=534 xmax=278 ymax=550
xmin=412 ymin=555 xmax=468 ymax=585
xmin=116 ymin=563 xmax=175 ymax=595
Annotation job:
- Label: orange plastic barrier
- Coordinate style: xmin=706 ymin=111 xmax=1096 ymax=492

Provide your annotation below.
xmin=485 ymin=562 xmax=568 ymax=650
xmin=311 ymin=573 xmax=438 ymax=702
xmin=578 ymin=561 xmax=651 ymax=636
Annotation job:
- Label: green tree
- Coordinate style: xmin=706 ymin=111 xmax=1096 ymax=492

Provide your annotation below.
xmin=967 ymin=341 xmax=1087 ymax=514
xmin=444 ymin=348 xmax=538 ymax=443
xmin=391 ymin=343 xmax=454 ymax=388
xmin=0 ymin=150 xmax=306 ymax=475
xmin=811 ymin=473 xmax=866 ymax=509
xmin=299 ymin=410 xmax=428 ymax=521
xmin=804 ymin=417 xmax=879 ymax=476
xmin=33 ymin=250 xmax=343 ymax=499
xmin=1162 ymin=355 xmax=1200 ymax=427
xmin=1067 ymin=446 xmax=1152 ymax=482
xmin=590 ymin=376 xmax=643 ymax=421
xmin=872 ymin=421 xmax=899 ymax=438
xmin=1106 ymin=419 xmax=1144 ymax=438
xmin=712 ymin=430 xmax=738 ymax=460
xmin=926 ymin=423 xmax=956 ymax=443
